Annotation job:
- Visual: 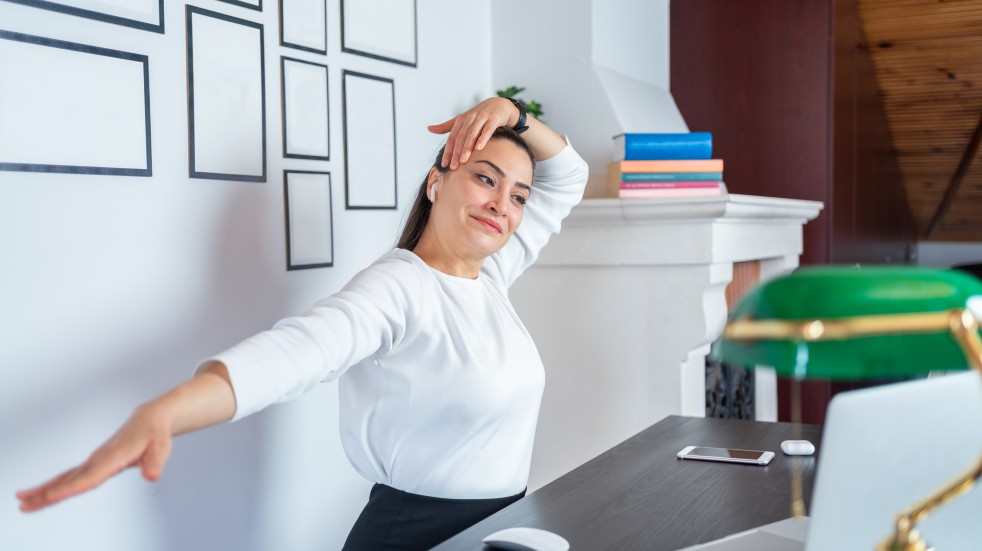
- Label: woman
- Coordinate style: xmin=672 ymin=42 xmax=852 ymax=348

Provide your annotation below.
xmin=17 ymin=97 xmax=589 ymax=549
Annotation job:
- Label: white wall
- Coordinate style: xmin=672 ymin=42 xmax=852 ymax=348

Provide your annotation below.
xmin=491 ymin=0 xmax=676 ymax=197
xmin=916 ymin=242 xmax=982 ymax=268
xmin=591 ymin=0 xmax=671 ymax=89
xmin=0 ymin=1 xmax=491 ymax=550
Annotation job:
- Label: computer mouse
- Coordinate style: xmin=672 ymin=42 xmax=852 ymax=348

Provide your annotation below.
xmin=482 ymin=527 xmax=570 ymax=551
xmin=781 ymin=439 xmax=815 ymax=456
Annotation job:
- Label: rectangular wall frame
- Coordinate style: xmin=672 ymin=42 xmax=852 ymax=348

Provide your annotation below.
xmin=281 ymin=56 xmax=329 ymax=160
xmin=285 ymin=170 xmax=334 ymax=270
xmin=341 ymin=70 xmax=397 ymax=209
xmin=214 ymin=0 xmax=262 ymax=12
xmin=340 ymin=0 xmax=417 ymax=67
xmin=186 ymin=5 xmax=267 ymax=182
xmin=2 ymin=0 xmax=165 ymax=33
xmin=0 ymin=30 xmax=151 ymax=176
xmin=279 ymin=0 xmax=327 ymax=54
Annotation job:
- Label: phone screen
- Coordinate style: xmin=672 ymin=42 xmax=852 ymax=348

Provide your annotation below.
xmin=688 ymin=447 xmax=764 ymax=460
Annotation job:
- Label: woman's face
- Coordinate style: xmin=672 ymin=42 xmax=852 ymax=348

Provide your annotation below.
xmin=427 ymin=138 xmax=534 ymax=260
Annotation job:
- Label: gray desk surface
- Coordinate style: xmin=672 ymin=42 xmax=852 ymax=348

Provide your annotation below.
xmin=432 ymin=415 xmax=823 ymax=550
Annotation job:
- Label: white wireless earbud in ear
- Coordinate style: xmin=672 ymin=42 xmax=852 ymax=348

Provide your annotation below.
xmin=428 ymin=183 xmax=438 ymax=202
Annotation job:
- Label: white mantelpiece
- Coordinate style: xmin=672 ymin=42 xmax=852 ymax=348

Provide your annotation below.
xmin=512 ymin=194 xmax=823 ymax=490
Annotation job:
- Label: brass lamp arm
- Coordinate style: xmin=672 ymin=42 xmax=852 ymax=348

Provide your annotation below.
xmin=878 ymin=458 xmax=982 ymax=551
xmin=724 ymin=310 xmax=965 ymax=343
xmin=878 ymin=309 xmax=982 ymax=551
xmin=949 ymin=309 xmax=982 ymax=372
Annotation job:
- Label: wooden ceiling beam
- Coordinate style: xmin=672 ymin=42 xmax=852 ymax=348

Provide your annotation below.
xmin=923 ymin=112 xmax=982 ymax=238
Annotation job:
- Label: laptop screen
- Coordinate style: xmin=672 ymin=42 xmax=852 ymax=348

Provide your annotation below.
xmin=806 ymin=370 xmax=982 ymax=550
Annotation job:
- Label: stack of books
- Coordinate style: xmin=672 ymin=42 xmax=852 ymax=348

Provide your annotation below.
xmin=606 ymin=132 xmax=725 ymax=199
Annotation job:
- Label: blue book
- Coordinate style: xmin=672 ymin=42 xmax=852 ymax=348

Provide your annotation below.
xmin=621 ymin=171 xmax=723 ymax=182
xmin=612 ymin=132 xmax=713 ymax=161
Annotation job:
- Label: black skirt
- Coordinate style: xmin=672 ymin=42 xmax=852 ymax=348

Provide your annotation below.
xmin=341 ymin=484 xmax=526 ymax=550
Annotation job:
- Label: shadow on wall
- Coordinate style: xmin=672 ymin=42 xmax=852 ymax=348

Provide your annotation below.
xmin=4 ymin=188 xmax=299 ymax=551
xmin=149 ymin=188 xmax=289 ymax=551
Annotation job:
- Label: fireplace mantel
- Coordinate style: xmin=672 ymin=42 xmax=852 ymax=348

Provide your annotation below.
xmin=511 ymin=194 xmax=823 ymax=490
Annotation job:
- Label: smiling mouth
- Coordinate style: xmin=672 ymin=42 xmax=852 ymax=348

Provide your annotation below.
xmin=471 ymin=215 xmax=502 ymax=234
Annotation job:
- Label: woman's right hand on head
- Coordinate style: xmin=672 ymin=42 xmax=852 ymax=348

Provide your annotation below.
xmin=427 ymin=97 xmax=517 ymax=170
xmin=16 ymin=403 xmax=173 ymax=512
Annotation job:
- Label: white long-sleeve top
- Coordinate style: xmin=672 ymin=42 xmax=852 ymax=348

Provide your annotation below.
xmin=205 ymin=139 xmax=588 ymax=499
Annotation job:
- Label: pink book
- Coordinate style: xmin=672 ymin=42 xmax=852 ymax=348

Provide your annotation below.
xmin=618 ymin=187 xmax=723 ymax=198
xmin=619 ymin=181 xmax=720 ymax=189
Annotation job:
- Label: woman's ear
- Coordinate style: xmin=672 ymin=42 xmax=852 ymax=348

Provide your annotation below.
xmin=427 ymin=168 xmax=442 ymax=202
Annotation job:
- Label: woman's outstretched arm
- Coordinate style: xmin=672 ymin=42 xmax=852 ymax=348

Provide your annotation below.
xmin=16 ymin=361 xmax=236 ymax=512
xmin=427 ymin=97 xmax=567 ymax=169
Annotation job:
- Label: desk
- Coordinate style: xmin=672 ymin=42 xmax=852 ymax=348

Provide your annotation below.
xmin=433 ymin=416 xmax=823 ymax=550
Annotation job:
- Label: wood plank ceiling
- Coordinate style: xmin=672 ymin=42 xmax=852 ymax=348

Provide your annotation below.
xmin=856 ymin=0 xmax=982 ymax=242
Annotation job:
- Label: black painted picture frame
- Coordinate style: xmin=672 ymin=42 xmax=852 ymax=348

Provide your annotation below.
xmin=1 ymin=0 xmax=165 ymax=33
xmin=279 ymin=0 xmax=327 ymax=55
xmin=281 ymin=56 xmax=330 ymax=161
xmin=214 ymin=0 xmax=262 ymax=12
xmin=0 ymin=30 xmax=152 ymax=176
xmin=341 ymin=70 xmax=397 ymax=210
xmin=285 ymin=170 xmax=334 ymax=270
xmin=186 ymin=5 xmax=267 ymax=182
xmin=340 ymin=0 xmax=417 ymax=67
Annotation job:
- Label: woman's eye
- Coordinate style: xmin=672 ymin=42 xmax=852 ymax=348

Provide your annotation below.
xmin=512 ymin=194 xmax=528 ymax=206
xmin=478 ymin=174 xmax=494 ymax=186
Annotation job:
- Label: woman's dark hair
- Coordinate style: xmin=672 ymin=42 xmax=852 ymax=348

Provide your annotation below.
xmin=396 ymin=127 xmax=536 ymax=251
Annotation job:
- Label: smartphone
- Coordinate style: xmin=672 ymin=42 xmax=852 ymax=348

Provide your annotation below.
xmin=677 ymin=445 xmax=775 ymax=466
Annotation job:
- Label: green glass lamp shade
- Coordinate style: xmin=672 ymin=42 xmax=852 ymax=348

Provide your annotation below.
xmin=716 ymin=266 xmax=982 ymax=380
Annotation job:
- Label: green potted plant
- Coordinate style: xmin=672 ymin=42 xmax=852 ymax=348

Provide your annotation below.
xmin=496 ymin=86 xmax=544 ymax=119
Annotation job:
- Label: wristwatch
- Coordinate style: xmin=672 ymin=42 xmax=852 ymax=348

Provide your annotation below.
xmin=505 ymin=97 xmax=529 ymax=134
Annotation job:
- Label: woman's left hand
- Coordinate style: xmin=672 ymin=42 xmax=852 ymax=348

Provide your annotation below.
xmin=427 ymin=98 xmax=516 ymax=170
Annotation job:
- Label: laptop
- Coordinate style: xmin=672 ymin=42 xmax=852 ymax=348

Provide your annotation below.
xmin=682 ymin=369 xmax=982 ymax=550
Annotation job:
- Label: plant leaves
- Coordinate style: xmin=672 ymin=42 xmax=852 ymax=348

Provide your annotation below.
xmin=495 ymin=85 xmax=523 ymax=98
xmin=495 ymin=86 xmax=544 ymax=119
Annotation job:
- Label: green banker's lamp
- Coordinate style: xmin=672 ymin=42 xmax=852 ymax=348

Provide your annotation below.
xmin=716 ymin=266 xmax=982 ymax=551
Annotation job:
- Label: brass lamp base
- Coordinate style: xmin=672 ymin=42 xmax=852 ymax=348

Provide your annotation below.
xmin=877 ymin=530 xmax=932 ymax=551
